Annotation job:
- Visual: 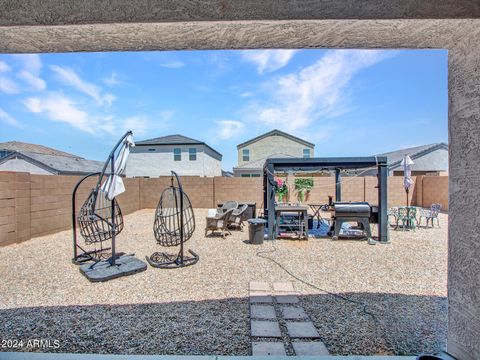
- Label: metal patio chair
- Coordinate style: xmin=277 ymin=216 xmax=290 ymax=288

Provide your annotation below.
xmin=418 ymin=203 xmax=442 ymax=228
xmin=205 ymin=208 xmax=235 ymax=238
xmin=396 ymin=206 xmax=417 ymax=231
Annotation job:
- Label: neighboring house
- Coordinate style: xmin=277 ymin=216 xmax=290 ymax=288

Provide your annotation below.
xmin=371 ymin=143 xmax=448 ymax=176
xmin=126 ymin=134 xmax=222 ymax=177
xmin=0 ymin=141 xmax=104 ymax=175
xmin=233 ymin=129 xmax=315 ymax=177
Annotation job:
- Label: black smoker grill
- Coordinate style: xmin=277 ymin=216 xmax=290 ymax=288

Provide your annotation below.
xmin=330 ymin=202 xmax=374 ymax=241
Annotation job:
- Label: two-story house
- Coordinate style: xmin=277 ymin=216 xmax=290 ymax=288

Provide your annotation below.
xmin=233 ymin=129 xmax=315 ymax=177
xmin=126 ymin=134 xmax=222 ymax=177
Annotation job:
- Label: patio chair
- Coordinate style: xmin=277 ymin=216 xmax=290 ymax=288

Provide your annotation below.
xmin=217 ymin=200 xmax=238 ymax=215
xmin=396 ymin=206 xmax=417 ymax=231
xmin=205 ymin=208 xmax=235 ymax=238
xmin=387 ymin=207 xmax=399 ymax=226
xmin=417 ymin=203 xmax=442 ymax=228
xmin=147 ymin=171 xmax=198 ymax=269
xmin=228 ymin=203 xmax=249 ymax=230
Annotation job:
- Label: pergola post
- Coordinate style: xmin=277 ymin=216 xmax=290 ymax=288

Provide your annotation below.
xmin=378 ymin=163 xmax=389 ymax=243
xmin=335 ymin=168 xmax=341 ymax=201
xmin=265 ymin=162 xmax=275 ymax=240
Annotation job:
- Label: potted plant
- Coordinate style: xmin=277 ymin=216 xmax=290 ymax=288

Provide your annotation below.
xmin=275 ymin=177 xmax=288 ymax=203
xmin=295 ymin=177 xmax=314 ymax=203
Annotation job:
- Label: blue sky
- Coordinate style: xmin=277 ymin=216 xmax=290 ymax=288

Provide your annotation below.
xmin=0 ymin=49 xmax=447 ymax=170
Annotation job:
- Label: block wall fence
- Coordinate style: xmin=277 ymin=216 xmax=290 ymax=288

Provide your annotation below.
xmin=0 ymin=173 xmax=447 ymax=247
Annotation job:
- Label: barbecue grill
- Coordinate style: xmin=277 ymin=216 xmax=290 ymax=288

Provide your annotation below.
xmin=329 ymin=202 xmax=373 ymax=241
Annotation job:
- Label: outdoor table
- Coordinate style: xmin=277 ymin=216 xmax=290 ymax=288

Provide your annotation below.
xmin=308 ymin=203 xmax=328 ymax=228
xmin=274 ymin=205 xmax=309 ymax=239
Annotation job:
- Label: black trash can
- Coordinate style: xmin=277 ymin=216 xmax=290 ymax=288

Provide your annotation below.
xmin=248 ymin=219 xmax=266 ymax=245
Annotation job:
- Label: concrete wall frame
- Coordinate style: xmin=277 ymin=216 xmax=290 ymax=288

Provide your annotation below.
xmin=1 ymin=1 xmax=479 ymax=359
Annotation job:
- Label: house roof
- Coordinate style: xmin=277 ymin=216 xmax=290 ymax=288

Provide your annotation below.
xmin=135 ymin=134 xmax=222 ymax=158
xmin=0 ymin=141 xmax=77 ymax=158
xmin=237 ymin=129 xmax=315 ymax=149
xmin=0 ymin=150 xmax=105 ymax=175
xmin=376 ymin=143 xmax=448 ymax=169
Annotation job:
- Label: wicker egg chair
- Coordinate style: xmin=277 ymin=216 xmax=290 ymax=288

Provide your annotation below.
xmin=146 ymin=171 xmax=199 ymax=269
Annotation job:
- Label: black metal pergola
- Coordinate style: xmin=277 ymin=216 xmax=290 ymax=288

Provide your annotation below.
xmin=263 ymin=156 xmax=389 ymax=243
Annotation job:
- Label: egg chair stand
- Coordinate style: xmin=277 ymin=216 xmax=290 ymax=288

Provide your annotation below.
xmin=71 ymin=131 xmax=147 ymax=282
xmin=146 ymin=171 xmax=199 ymax=269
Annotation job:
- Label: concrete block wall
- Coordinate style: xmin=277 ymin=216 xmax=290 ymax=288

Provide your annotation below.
xmin=213 ymin=176 xmax=263 ymax=206
xmin=0 ymin=172 xmax=449 ymax=246
xmin=422 ymin=176 xmax=449 ymax=210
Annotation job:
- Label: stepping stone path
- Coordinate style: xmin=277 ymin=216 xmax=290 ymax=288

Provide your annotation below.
xmin=249 ymin=281 xmax=330 ymax=356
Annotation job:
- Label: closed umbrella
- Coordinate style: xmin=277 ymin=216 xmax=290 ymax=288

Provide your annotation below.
xmin=101 ymin=134 xmax=135 ymax=200
xmin=401 ymin=155 xmax=414 ymax=207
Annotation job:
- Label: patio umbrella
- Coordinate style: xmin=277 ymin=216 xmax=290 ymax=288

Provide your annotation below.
xmin=401 ymin=155 xmax=414 ymax=207
xmin=101 ymin=134 xmax=135 ymax=200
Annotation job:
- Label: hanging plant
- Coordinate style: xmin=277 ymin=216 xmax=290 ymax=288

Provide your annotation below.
xmin=275 ymin=177 xmax=288 ymax=203
xmin=295 ymin=178 xmax=314 ymax=203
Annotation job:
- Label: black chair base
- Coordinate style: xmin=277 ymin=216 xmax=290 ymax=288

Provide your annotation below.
xmin=146 ymin=249 xmax=199 ymax=269
xmin=79 ymin=254 xmax=147 ymax=282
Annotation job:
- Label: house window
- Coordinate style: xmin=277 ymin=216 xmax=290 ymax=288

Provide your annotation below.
xmin=174 ymin=148 xmax=181 ymax=161
xmin=242 ymin=149 xmax=250 ymax=162
xmin=189 ymin=148 xmax=197 ymax=161
xmin=241 ymin=174 xmax=251 ymax=178
xmin=241 ymin=173 xmax=260 ymax=178
xmin=303 ymin=148 xmax=311 ymax=158
xmin=148 ymin=148 xmax=156 ymax=152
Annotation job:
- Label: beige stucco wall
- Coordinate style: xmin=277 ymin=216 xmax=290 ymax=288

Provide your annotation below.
xmin=126 ymin=145 xmax=222 ymax=177
xmin=237 ymin=135 xmax=314 ymax=167
xmin=0 ymin=158 xmax=53 ymax=175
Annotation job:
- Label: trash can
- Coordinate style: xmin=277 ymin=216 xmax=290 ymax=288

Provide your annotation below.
xmin=248 ymin=219 xmax=266 ymax=245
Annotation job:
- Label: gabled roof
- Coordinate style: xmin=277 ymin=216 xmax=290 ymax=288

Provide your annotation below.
xmin=0 ymin=141 xmax=77 ymax=158
xmin=0 ymin=150 xmax=105 ymax=175
xmin=135 ymin=134 xmax=222 ymax=158
xmin=376 ymin=143 xmax=448 ymax=169
xmin=237 ymin=129 xmax=314 ymax=149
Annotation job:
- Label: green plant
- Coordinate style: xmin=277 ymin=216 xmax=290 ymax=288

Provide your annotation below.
xmin=275 ymin=177 xmax=288 ymax=202
xmin=295 ymin=177 xmax=314 ymax=203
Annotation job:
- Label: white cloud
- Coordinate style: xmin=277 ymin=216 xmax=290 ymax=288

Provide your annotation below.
xmin=103 ymin=72 xmax=121 ymax=87
xmin=0 ymin=76 xmax=19 ymax=94
xmin=159 ymin=61 xmax=185 ymax=69
xmin=122 ymin=116 xmax=149 ymax=135
xmin=253 ymin=50 xmax=394 ymax=132
xmin=242 ymin=49 xmax=298 ymax=74
xmin=216 ymin=120 xmax=245 ymax=140
xmin=50 ymin=65 xmax=115 ymax=106
xmin=0 ymin=107 xmax=24 ymax=128
xmin=18 ymin=70 xmax=46 ymax=91
xmin=14 ymin=54 xmax=42 ymax=75
xmin=0 ymin=61 xmax=11 ymax=73
xmin=23 ymin=93 xmax=95 ymax=134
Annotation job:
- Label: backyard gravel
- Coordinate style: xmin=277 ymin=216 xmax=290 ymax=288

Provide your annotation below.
xmin=0 ymin=209 xmax=448 ymax=355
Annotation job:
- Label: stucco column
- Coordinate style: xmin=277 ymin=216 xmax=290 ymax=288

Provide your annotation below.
xmin=447 ymin=36 xmax=480 ymax=360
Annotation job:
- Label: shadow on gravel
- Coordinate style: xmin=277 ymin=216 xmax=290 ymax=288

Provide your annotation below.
xmin=0 ymin=293 xmax=447 ymax=356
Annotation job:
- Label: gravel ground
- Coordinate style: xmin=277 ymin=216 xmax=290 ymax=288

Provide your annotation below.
xmin=0 ymin=209 xmax=448 ymax=355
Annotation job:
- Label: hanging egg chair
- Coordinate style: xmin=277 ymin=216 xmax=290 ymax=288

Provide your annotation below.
xmin=71 ymin=131 xmax=131 ymax=264
xmin=147 ymin=171 xmax=199 ymax=269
